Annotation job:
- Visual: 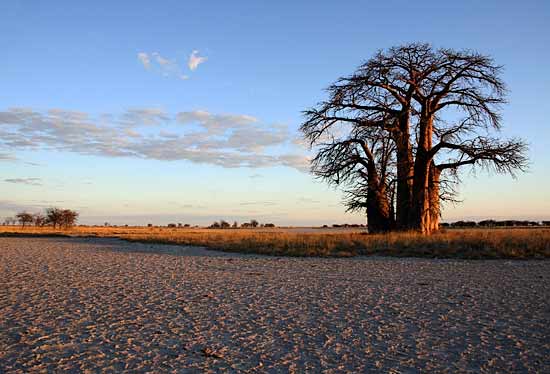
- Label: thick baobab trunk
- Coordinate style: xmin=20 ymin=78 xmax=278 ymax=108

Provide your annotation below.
xmin=409 ymin=113 xmax=434 ymax=234
xmin=409 ymin=156 xmax=431 ymax=234
xmin=428 ymin=162 xmax=441 ymax=233
xmin=366 ymin=185 xmax=392 ymax=233
xmin=394 ymin=131 xmax=414 ymax=230
xmin=366 ymin=164 xmax=393 ymax=233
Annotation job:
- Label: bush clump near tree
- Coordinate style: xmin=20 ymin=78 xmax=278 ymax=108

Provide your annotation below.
xmin=12 ymin=208 xmax=79 ymax=229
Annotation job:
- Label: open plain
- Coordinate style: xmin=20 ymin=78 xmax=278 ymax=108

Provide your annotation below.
xmin=1 ymin=237 xmax=549 ymax=373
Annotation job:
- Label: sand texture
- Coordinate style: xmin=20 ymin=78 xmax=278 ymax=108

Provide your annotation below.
xmin=1 ymin=237 xmax=549 ymax=373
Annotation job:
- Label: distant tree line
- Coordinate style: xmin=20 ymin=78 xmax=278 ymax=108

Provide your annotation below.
xmin=5 ymin=207 xmax=79 ymax=229
xmin=323 ymin=221 xmax=549 ymax=229
xmin=145 ymin=223 xmax=194 ymax=228
xmin=208 ymin=219 xmax=275 ymax=229
xmin=442 ymin=220 xmax=549 ymax=228
xmin=166 ymin=223 xmax=192 ymax=228
xmin=328 ymin=224 xmax=367 ymax=228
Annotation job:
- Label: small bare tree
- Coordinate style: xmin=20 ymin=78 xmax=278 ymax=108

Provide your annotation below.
xmin=33 ymin=213 xmax=46 ymax=226
xmin=46 ymin=207 xmax=64 ymax=229
xmin=16 ymin=212 xmax=34 ymax=227
xmin=60 ymin=209 xmax=79 ymax=229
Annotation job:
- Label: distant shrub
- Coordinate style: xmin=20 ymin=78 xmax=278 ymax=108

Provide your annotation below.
xmin=3 ymin=217 xmax=17 ymax=225
xmin=494 ymin=220 xmax=535 ymax=227
xmin=478 ymin=220 xmax=497 ymax=227
xmin=451 ymin=221 xmax=477 ymax=227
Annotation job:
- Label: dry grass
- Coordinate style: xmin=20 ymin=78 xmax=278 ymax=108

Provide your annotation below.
xmin=1 ymin=225 xmax=549 ymax=259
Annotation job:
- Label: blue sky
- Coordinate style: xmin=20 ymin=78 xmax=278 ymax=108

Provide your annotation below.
xmin=1 ymin=0 xmax=549 ymax=225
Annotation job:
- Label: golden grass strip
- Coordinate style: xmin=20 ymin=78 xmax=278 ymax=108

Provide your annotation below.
xmin=1 ymin=226 xmax=549 ymax=259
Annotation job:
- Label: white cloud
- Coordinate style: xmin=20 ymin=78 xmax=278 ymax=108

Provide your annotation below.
xmin=123 ymin=128 xmax=142 ymax=138
xmin=0 ymin=152 xmax=17 ymax=161
xmin=120 ymin=108 xmax=169 ymax=126
xmin=4 ymin=177 xmax=42 ymax=186
xmin=227 ymin=125 xmax=288 ymax=152
xmin=137 ymin=52 xmax=151 ymax=69
xmin=188 ymin=50 xmax=207 ymax=71
xmin=152 ymin=52 xmax=171 ymax=67
xmin=297 ymin=197 xmax=321 ymax=204
xmin=0 ymin=107 xmax=309 ymax=172
xmin=176 ymin=110 xmax=212 ymax=124
xmin=277 ymin=154 xmax=311 ymax=172
xmin=239 ymin=201 xmax=277 ymax=206
xmin=176 ymin=110 xmax=258 ymax=135
xmin=138 ymin=52 xmax=188 ymax=80
xmin=138 ymin=50 xmax=207 ymax=79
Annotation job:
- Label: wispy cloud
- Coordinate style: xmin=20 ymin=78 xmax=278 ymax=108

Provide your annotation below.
xmin=297 ymin=197 xmax=321 ymax=204
xmin=239 ymin=201 xmax=277 ymax=207
xmin=138 ymin=50 xmax=207 ymax=80
xmin=0 ymin=152 xmax=43 ymax=166
xmin=0 ymin=107 xmax=310 ymax=171
xmin=174 ymin=203 xmax=207 ymax=209
xmin=120 ymin=108 xmax=169 ymax=126
xmin=0 ymin=200 xmax=39 ymax=213
xmin=137 ymin=52 xmax=151 ymax=69
xmin=0 ymin=199 xmax=75 ymax=215
xmin=188 ymin=50 xmax=207 ymax=71
xmin=4 ymin=177 xmax=42 ymax=186
xmin=277 ymin=154 xmax=310 ymax=172
xmin=177 ymin=111 xmax=257 ymax=134
xmin=0 ymin=152 xmax=17 ymax=161
xmin=151 ymin=52 xmax=188 ymax=80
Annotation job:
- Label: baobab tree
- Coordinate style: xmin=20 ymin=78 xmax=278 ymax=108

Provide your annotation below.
xmin=302 ymin=43 xmax=527 ymax=234
xmin=305 ymin=124 xmax=397 ymax=233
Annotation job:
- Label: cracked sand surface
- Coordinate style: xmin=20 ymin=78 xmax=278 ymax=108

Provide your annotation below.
xmin=0 ymin=237 xmax=549 ymax=373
